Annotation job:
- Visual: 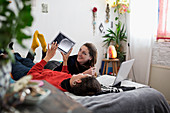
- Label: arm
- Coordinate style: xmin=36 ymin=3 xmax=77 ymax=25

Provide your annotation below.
xmin=43 ymin=42 xmax=58 ymax=62
xmin=60 ymin=48 xmax=73 ymax=66
xmin=27 ymin=42 xmax=58 ymax=79
xmin=83 ymin=67 xmax=96 ymax=76
xmin=59 ymin=48 xmax=73 ymax=74
xmin=27 ymin=59 xmax=48 ymax=79
xmin=61 ymin=65 xmax=69 ymax=73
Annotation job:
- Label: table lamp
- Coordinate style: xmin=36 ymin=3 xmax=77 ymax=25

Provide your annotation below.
xmin=108 ymin=45 xmax=117 ymax=59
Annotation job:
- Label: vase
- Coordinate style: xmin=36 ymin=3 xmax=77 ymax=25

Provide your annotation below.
xmin=0 ymin=60 xmax=11 ymax=103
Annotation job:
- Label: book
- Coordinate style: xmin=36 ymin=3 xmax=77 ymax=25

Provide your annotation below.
xmin=51 ymin=32 xmax=75 ymax=54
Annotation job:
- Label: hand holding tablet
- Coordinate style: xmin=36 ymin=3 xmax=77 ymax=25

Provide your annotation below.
xmin=51 ymin=32 xmax=75 ymax=54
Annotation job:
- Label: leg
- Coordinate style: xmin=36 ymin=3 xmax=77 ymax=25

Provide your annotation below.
xmin=112 ymin=62 xmax=115 ymax=75
xmin=26 ymin=50 xmax=36 ymax=61
xmin=11 ymin=60 xmax=32 ymax=80
xmin=20 ymin=58 xmax=35 ymax=68
xmin=14 ymin=53 xmax=24 ymax=61
xmin=14 ymin=53 xmax=35 ymax=68
xmin=115 ymin=61 xmax=118 ymax=75
xmin=9 ymin=42 xmax=14 ymax=50
xmin=8 ymin=42 xmax=35 ymax=61
xmin=102 ymin=61 xmax=106 ymax=75
xmin=26 ymin=30 xmax=41 ymax=61
xmin=31 ymin=30 xmax=40 ymax=52
xmin=106 ymin=62 xmax=108 ymax=75
xmin=42 ymin=50 xmax=46 ymax=59
xmin=38 ymin=33 xmax=47 ymax=53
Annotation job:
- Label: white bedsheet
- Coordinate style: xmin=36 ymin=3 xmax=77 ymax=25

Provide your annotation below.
xmin=97 ymin=75 xmax=149 ymax=88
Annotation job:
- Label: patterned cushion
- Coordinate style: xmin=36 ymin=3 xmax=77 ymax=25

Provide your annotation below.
xmin=44 ymin=60 xmax=61 ymax=70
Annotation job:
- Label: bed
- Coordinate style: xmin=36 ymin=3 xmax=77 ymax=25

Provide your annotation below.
xmin=65 ymin=75 xmax=170 ymax=113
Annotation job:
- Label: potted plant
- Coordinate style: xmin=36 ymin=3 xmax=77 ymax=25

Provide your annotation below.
xmin=103 ymin=1 xmax=130 ymax=63
xmin=103 ymin=20 xmax=127 ymax=62
xmin=0 ymin=0 xmax=33 ymax=103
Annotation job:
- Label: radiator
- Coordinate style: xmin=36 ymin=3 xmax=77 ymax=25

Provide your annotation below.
xmin=149 ymin=64 xmax=170 ymax=104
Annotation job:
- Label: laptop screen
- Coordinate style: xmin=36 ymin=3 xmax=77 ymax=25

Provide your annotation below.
xmin=113 ymin=59 xmax=135 ymax=86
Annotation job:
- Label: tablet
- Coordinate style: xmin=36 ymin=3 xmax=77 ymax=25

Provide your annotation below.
xmin=51 ymin=32 xmax=75 ymax=54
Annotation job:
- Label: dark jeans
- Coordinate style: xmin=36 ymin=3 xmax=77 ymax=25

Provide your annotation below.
xmin=12 ymin=51 xmax=46 ymax=80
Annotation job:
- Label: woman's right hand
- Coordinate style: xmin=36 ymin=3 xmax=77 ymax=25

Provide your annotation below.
xmin=61 ymin=48 xmax=73 ymax=66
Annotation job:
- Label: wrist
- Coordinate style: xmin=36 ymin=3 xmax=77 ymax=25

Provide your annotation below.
xmin=43 ymin=57 xmax=50 ymax=62
xmin=63 ymin=62 xmax=67 ymax=66
xmin=63 ymin=60 xmax=68 ymax=66
xmin=82 ymin=71 xmax=86 ymax=74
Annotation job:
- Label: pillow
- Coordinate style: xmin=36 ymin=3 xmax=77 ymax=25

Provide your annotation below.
xmin=44 ymin=60 xmax=61 ymax=70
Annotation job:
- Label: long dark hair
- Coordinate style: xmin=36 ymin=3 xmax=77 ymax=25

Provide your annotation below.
xmin=83 ymin=43 xmax=97 ymax=67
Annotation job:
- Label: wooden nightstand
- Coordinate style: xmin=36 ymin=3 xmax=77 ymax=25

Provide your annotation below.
xmin=102 ymin=58 xmax=119 ymax=75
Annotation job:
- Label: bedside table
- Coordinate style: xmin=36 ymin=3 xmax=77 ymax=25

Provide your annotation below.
xmin=102 ymin=58 xmax=119 ymax=75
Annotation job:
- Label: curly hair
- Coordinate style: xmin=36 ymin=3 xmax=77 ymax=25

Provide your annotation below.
xmin=70 ymin=76 xmax=101 ymax=96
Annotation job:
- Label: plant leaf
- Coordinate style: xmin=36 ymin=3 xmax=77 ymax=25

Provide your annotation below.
xmin=115 ymin=17 xmax=119 ymax=21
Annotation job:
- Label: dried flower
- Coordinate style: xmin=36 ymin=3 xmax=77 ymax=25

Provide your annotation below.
xmin=118 ymin=4 xmax=130 ymax=14
xmin=92 ymin=7 xmax=97 ymax=12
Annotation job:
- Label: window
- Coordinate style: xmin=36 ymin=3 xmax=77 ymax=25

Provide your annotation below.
xmin=157 ymin=0 xmax=170 ymax=41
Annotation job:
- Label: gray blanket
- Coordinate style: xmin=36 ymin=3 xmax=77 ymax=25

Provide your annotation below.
xmin=76 ymin=88 xmax=170 ymax=113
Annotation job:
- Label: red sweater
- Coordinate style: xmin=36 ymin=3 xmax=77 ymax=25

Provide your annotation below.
xmin=27 ymin=60 xmax=72 ymax=92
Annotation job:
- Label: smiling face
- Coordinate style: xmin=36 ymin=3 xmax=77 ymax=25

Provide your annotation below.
xmin=77 ymin=45 xmax=92 ymax=65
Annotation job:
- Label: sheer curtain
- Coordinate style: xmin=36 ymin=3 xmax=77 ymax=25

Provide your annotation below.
xmin=157 ymin=0 xmax=170 ymax=40
xmin=126 ymin=0 xmax=158 ymax=84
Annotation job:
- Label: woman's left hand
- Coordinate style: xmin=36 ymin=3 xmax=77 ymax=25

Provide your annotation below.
xmin=83 ymin=67 xmax=96 ymax=76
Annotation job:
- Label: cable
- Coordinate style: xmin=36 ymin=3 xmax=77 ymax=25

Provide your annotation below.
xmin=128 ymin=42 xmax=136 ymax=82
xmin=125 ymin=13 xmax=136 ymax=82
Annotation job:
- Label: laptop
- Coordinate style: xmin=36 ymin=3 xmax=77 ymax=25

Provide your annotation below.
xmin=113 ymin=59 xmax=135 ymax=86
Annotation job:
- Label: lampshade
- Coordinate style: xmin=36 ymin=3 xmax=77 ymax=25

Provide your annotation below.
xmin=108 ymin=45 xmax=117 ymax=58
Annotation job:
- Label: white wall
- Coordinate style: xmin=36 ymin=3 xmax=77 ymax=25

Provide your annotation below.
xmin=13 ymin=0 xmax=116 ymax=75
